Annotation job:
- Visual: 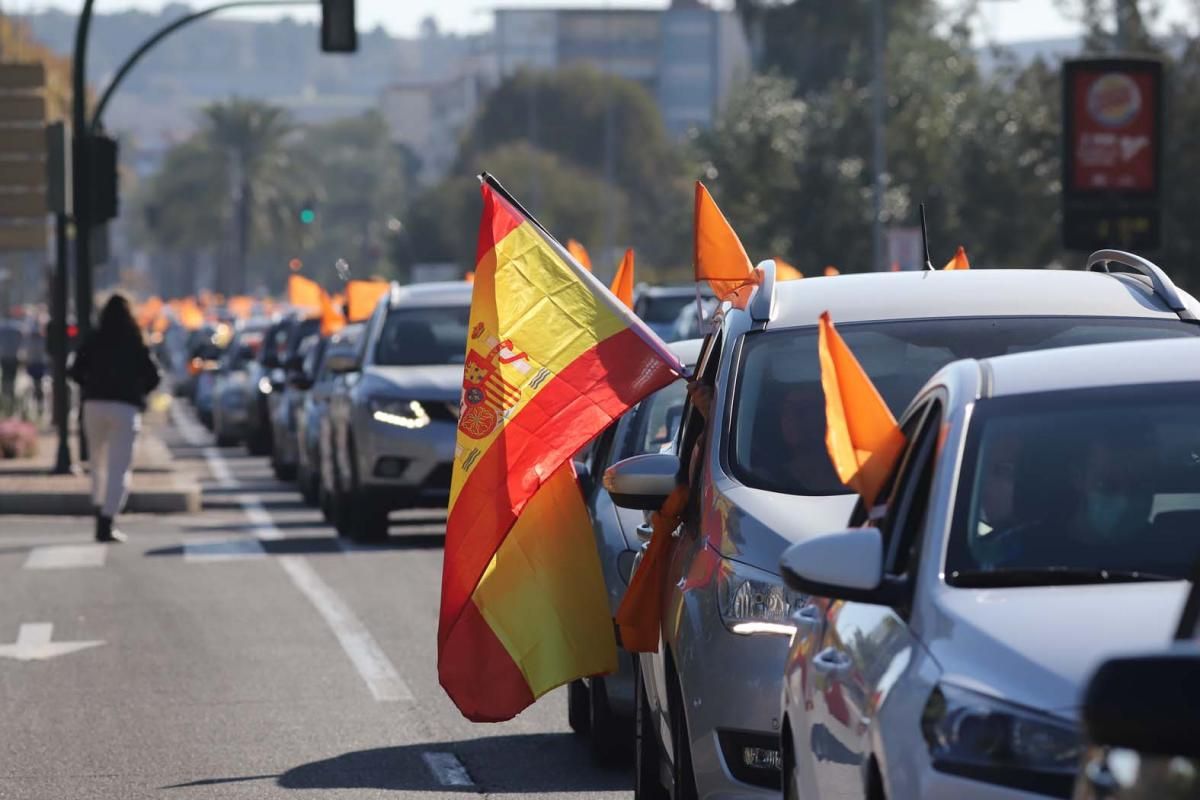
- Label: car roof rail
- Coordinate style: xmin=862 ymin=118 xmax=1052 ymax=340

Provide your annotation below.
xmin=749 ymin=259 xmax=777 ymax=323
xmin=1087 ymin=250 xmax=1197 ymax=321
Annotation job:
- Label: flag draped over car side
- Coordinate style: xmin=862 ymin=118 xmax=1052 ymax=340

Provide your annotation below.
xmin=438 ymin=175 xmax=684 ymax=723
xmin=818 ymin=312 xmax=907 ymax=508
xmin=610 ymin=248 xmax=635 ymax=309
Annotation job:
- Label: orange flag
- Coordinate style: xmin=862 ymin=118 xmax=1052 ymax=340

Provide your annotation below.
xmin=775 ymin=258 xmax=803 ymax=281
xmin=818 ymin=312 xmax=906 ymax=508
xmin=288 ymin=274 xmax=323 ymax=315
xmin=566 ymin=239 xmax=592 ymax=272
xmin=694 ymin=182 xmax=755 ymax=305
xmin=320 ymin=290 xmax=345 ymax=336
xmin=610 ymin=249 xmax=635 ymax=309
xmin=227 ymin=295 xmax=255 ymax=320
xmin=943 ymin=246 xmax=970 ymax=271
xmin=345 ymin=279 xmax=389 ymax=322
xmin=464 ymin=271 xmax=475 ymax=284
xmin=824 ymin=265 xmax=841 ymax=277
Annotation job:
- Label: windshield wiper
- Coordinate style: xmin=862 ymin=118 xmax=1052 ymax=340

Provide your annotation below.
xmin=949 ymin=566 xmax=1178 ymax=588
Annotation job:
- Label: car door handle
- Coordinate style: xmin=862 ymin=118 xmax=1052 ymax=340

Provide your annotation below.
xmin=813 ymin=647 xmax=853 ymax=676
xmin=791 ymin=605 xmax=822 ymax=628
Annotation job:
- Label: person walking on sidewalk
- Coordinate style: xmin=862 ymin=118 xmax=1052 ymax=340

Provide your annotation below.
xmin=68 ymin=295 xmax=161 ymax=543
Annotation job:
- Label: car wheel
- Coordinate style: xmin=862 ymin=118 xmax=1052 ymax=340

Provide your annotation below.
xmin=298 ymin=464 xmax=319 ymax=506
xmin=247 ymin=429 xmax=271 ymax=456
xmin=588 ymin=675 xmax=630 ymax=765
xmin=669 ymin=669 xmax=699 ymax=800
xmin=635 ymin=663 xmax=669 ymax=800
xmin=215 ymin=433 xmax=238 ymax=448
xmin=349 ymin=494 xmax=390 ymax=543
xmin=273 ymin=457 xmax=297 ymax=482
xmin=568 ymin=680 xmax=590 ymax=736
xmin=783 ymin=725 xmax=800 ymax=800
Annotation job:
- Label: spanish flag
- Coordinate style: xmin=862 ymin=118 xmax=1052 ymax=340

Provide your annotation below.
xmin=818 ymin=312 xmax=906 ymax=507
xmin=439 ymin=175 xmax=684 ymax=722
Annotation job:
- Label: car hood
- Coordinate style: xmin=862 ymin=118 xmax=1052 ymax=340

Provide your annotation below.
xmin=361 ymin=364 xmax=463 ymax=401
xmin=712 ymin=482 xmax=859 ymax=574
xmin=925 ymin=581 xmax=1190 ymax=715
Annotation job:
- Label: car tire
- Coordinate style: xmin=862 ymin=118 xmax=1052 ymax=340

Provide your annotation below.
xmin=349 ymin=494 xmax=390 ymax=543
xmin=669 ymin=668 xmax=699 ymax=800
xmin=588 ymin=676 xmax=629 ymax=765
xmin=635 ymin=663 xmax=669 ymax=800
xmin=247 ymin=429 xmax=271 ymax=456
xmin=273 ymin=457 xmax=297 ymax=482
xmin=568 ymin=680 xmax=591 ymax=736
xmin=215 ymin=433 xmax=238 ymax=448
xmin=298 ymin=465 xmax=319 ymax=506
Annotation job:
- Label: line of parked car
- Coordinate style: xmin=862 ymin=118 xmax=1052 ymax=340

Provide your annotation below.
xmin=167 ymin=254 xmax=1200 ymax=800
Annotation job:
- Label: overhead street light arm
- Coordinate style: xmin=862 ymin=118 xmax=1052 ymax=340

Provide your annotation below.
xmin=90 ymin=0 xmax=318 ymax=134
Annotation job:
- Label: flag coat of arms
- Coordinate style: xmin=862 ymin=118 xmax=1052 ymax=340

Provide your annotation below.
xmin=438 ymin=175 xmax=684 ymax=722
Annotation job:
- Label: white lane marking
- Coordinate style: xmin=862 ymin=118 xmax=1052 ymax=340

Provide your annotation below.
xmin=177 ymin=413 xmax=411 ymax=702
xmin=277 ymin=555 xmax=413 ymax=702
xmin=0 ymin=623 xmax=105 ymax=661
xmin=170 ymin=402 xmax=208 ymax=447
xmin=422 ymin=752 xmax=474 ymax=787
xmin=183 ymin=536 xmax=266 ymax=562
xmin=24 ymin=544 xmax=108 ymax=570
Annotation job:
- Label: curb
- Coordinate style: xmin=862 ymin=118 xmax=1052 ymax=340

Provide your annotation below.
xmin=0 ymin=482 xmax=202 ymax=515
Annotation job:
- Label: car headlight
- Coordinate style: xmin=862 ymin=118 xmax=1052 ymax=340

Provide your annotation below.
xmin=716 ymin=557 xmax=802 ymax=636
xmin=370 ymin=398 xmax=431 ymax=429
xmin=257 ymin=376 xmax=273 ymax=395
xmin=922 ymin=683 xmax=1080 ymax=793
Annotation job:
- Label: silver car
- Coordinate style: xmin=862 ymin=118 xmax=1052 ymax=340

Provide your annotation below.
xmin=605 ymin=253 xmax=1200 ymax=799
xmin=295 ymin=324 xmax=364 ymax=507
xmin=212 ymin=323 xmax=269 ymax=446
xmin=780 ymin=333 xmax=1200 ymax=800
xmin=328 ymin=282 xmax=470 ymax=542
xmin=635 ymin=284 xmax=711 ymax=342
xmin=569 ymin=338 xmax=703 ymax=763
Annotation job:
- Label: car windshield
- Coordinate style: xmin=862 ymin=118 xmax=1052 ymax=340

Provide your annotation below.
xmin=946 ymin=382 xmax=1200 ymax=585
xmin=731 ymin=316 xmax=1200 ymax=496
xmin=374 ymin=305 xmax=470 ymax=366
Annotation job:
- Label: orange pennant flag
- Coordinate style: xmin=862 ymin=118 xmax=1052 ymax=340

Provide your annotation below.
xmin=464 ymin=271 xmax=475 ymax=284
xmin=227 ymin=295 xmax=255 ymax=320
xmin=775 ymin=258 xmax=804 ymax=281
xmin=566 ymin=239 xmax=592 ymax=272
xmin=818 ymin=312 xmax=906 ymax=508
xmin=694 ymin=182 xmax=756 ymax=305
xmin=319 ymin=289 xmax=346 ymax=337
xmin=943 ymin=246 xmax=970 ymax=271
xmin=824 ymin=265 xmax=840 ymax=277
xmin=288 ymin=274 xmax=324 ymax=315
xmin=345 ymin=279 xmax=389 ymax=322
xmin=610 ymin=249 xmax=635 ymax=309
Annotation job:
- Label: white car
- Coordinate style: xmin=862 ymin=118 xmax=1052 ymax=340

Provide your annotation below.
xmin=780 ymin=333 xmax=1200 ymax=800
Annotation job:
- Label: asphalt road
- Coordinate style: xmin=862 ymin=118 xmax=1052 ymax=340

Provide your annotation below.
xmin=0 ymin=404 xmax=632 ymax=799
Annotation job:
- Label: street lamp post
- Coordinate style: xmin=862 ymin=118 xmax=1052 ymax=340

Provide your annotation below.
xmin=870 ymin=0 xmax=886 ymax=272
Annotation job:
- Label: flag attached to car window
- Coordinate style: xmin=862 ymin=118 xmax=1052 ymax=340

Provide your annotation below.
xmin=438 ymin=175 xmax=684 ymax=723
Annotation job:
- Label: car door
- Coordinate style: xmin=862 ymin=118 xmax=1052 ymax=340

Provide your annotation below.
xmin=804 ymin=398 xmax=942 ymax=800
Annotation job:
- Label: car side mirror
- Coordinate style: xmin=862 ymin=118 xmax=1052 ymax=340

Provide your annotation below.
xmin=780 ymin=528 xmax=899 ymax=606
xmin=604 ymin=453 xmax=679 ymax=510
xmin=1083 ymin=648 xmax=1200 ymax=758
xmin=326 ymin=352 xmax=359 ymax=375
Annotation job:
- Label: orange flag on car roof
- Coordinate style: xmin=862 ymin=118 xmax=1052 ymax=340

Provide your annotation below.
xmin=694 ymin=182 xmax=756 ymax=305
xmin=610 ymin=248 xmax=635 ymax=309
xmin=775 ymin=258 xmax=803 ymax=281
xmin=346 ymin=279 xmax=389 ymax=322
xmin=818 ymin=312 xmax=906 ymax=508
xmin=566 ymin=239 xmax=592 ymax=272
xmin=288 ymin=274 xmax=324 ymax=315
xmin=943 ymin=246 xmax=970 ymax=271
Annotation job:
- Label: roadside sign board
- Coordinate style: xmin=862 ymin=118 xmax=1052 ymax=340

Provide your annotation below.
xmin=0 ymin=62 xmax=48 ymax=252
xmin=1062 ymin=58 xmax=1163 ymax=251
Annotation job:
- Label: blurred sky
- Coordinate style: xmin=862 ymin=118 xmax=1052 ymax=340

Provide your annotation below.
xmin=4 ymin=0 xmax=1195 ymax=40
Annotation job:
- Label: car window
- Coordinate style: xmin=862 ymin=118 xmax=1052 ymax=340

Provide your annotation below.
xmin=374 ymin=305 xmax=471 ymax=367
xmin=730 ymin=316 xmax=1200 ymax=497
xmin=624 ymin=379 xmax=688 ymax=459
xmin=946 ymin=382 xmax=1200 ymax=585
xmin=880 ymin=401 xmax=942 ymax=577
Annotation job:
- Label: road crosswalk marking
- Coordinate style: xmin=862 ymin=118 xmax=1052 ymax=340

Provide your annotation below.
xmin=24 ymin=544 xmax=107 ymax=570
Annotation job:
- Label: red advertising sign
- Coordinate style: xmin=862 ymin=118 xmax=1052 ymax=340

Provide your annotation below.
xmin=1066 ymin=60 xmax=1161 ymax=195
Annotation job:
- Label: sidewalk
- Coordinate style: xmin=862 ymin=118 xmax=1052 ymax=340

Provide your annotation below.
xmin=0 ymin=402 xmax=201 ymax=515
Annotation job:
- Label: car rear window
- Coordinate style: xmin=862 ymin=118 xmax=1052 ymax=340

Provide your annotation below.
xmin=730 ymin=316 xmax=1200 ymax=496
xmin=374 ymin=305 xmax=471 ymax=367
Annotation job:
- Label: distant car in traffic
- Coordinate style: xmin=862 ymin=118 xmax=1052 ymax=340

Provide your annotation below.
xmin=269 ymin=331 xmax=320 ymax=481
xmin=568 ymin=337 xmax=702 ymax=764
xmin=327 ymin=282 xmax=470 ymax=542
xmin=212 ymin=322 xmax=269 ymax=447
xmin=605 ymin=252 xmax=1200 ymax=800
xmin=634 ymin=284 xmax=710 ymax=341
xmin=780 ymin=335 xmax=1200 ymax=800
xmin=296 ymin=323 xmax=364 ymax=507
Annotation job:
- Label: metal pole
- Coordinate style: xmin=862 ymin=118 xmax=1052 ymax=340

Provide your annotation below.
xmin=72 ymin=0 xmax=95 ymax=343
xmin=870 ymin=0 xmax=887 ymax=272
xmin=51 ymin=212 xmax=71 ymax=474
xmin=1114 ymin=0 xmax=1133 ymax=52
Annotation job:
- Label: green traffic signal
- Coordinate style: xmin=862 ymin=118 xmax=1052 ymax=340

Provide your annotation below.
xmin=299 ymin=208 xmax=316 ymax=225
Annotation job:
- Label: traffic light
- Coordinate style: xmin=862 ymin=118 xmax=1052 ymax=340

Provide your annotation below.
xmin=89 ymin=134 xmax=119 ymax=223
xmin=299 ymin=199 xmax=316 ymax=225
xmin=321 ymin=0 xmax=357 ymax=53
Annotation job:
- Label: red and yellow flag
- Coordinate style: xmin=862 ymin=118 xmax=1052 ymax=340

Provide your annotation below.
xmin=943 ymin=246 xmax=970 ymax=271
xmin=610 ymin=248 xmax=635 ymax=309
xmin=694 ymin=181 xmax=755 ymax=305
xmin=566 ymin=238 xmax=592 ymax=272
xmin=346 ymin=279 xmax=389 ymax=322
xmin=438 ymin=178 xmax=683 ymax=722
xmin=818 ymin=312 xmax=906 ymax=507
